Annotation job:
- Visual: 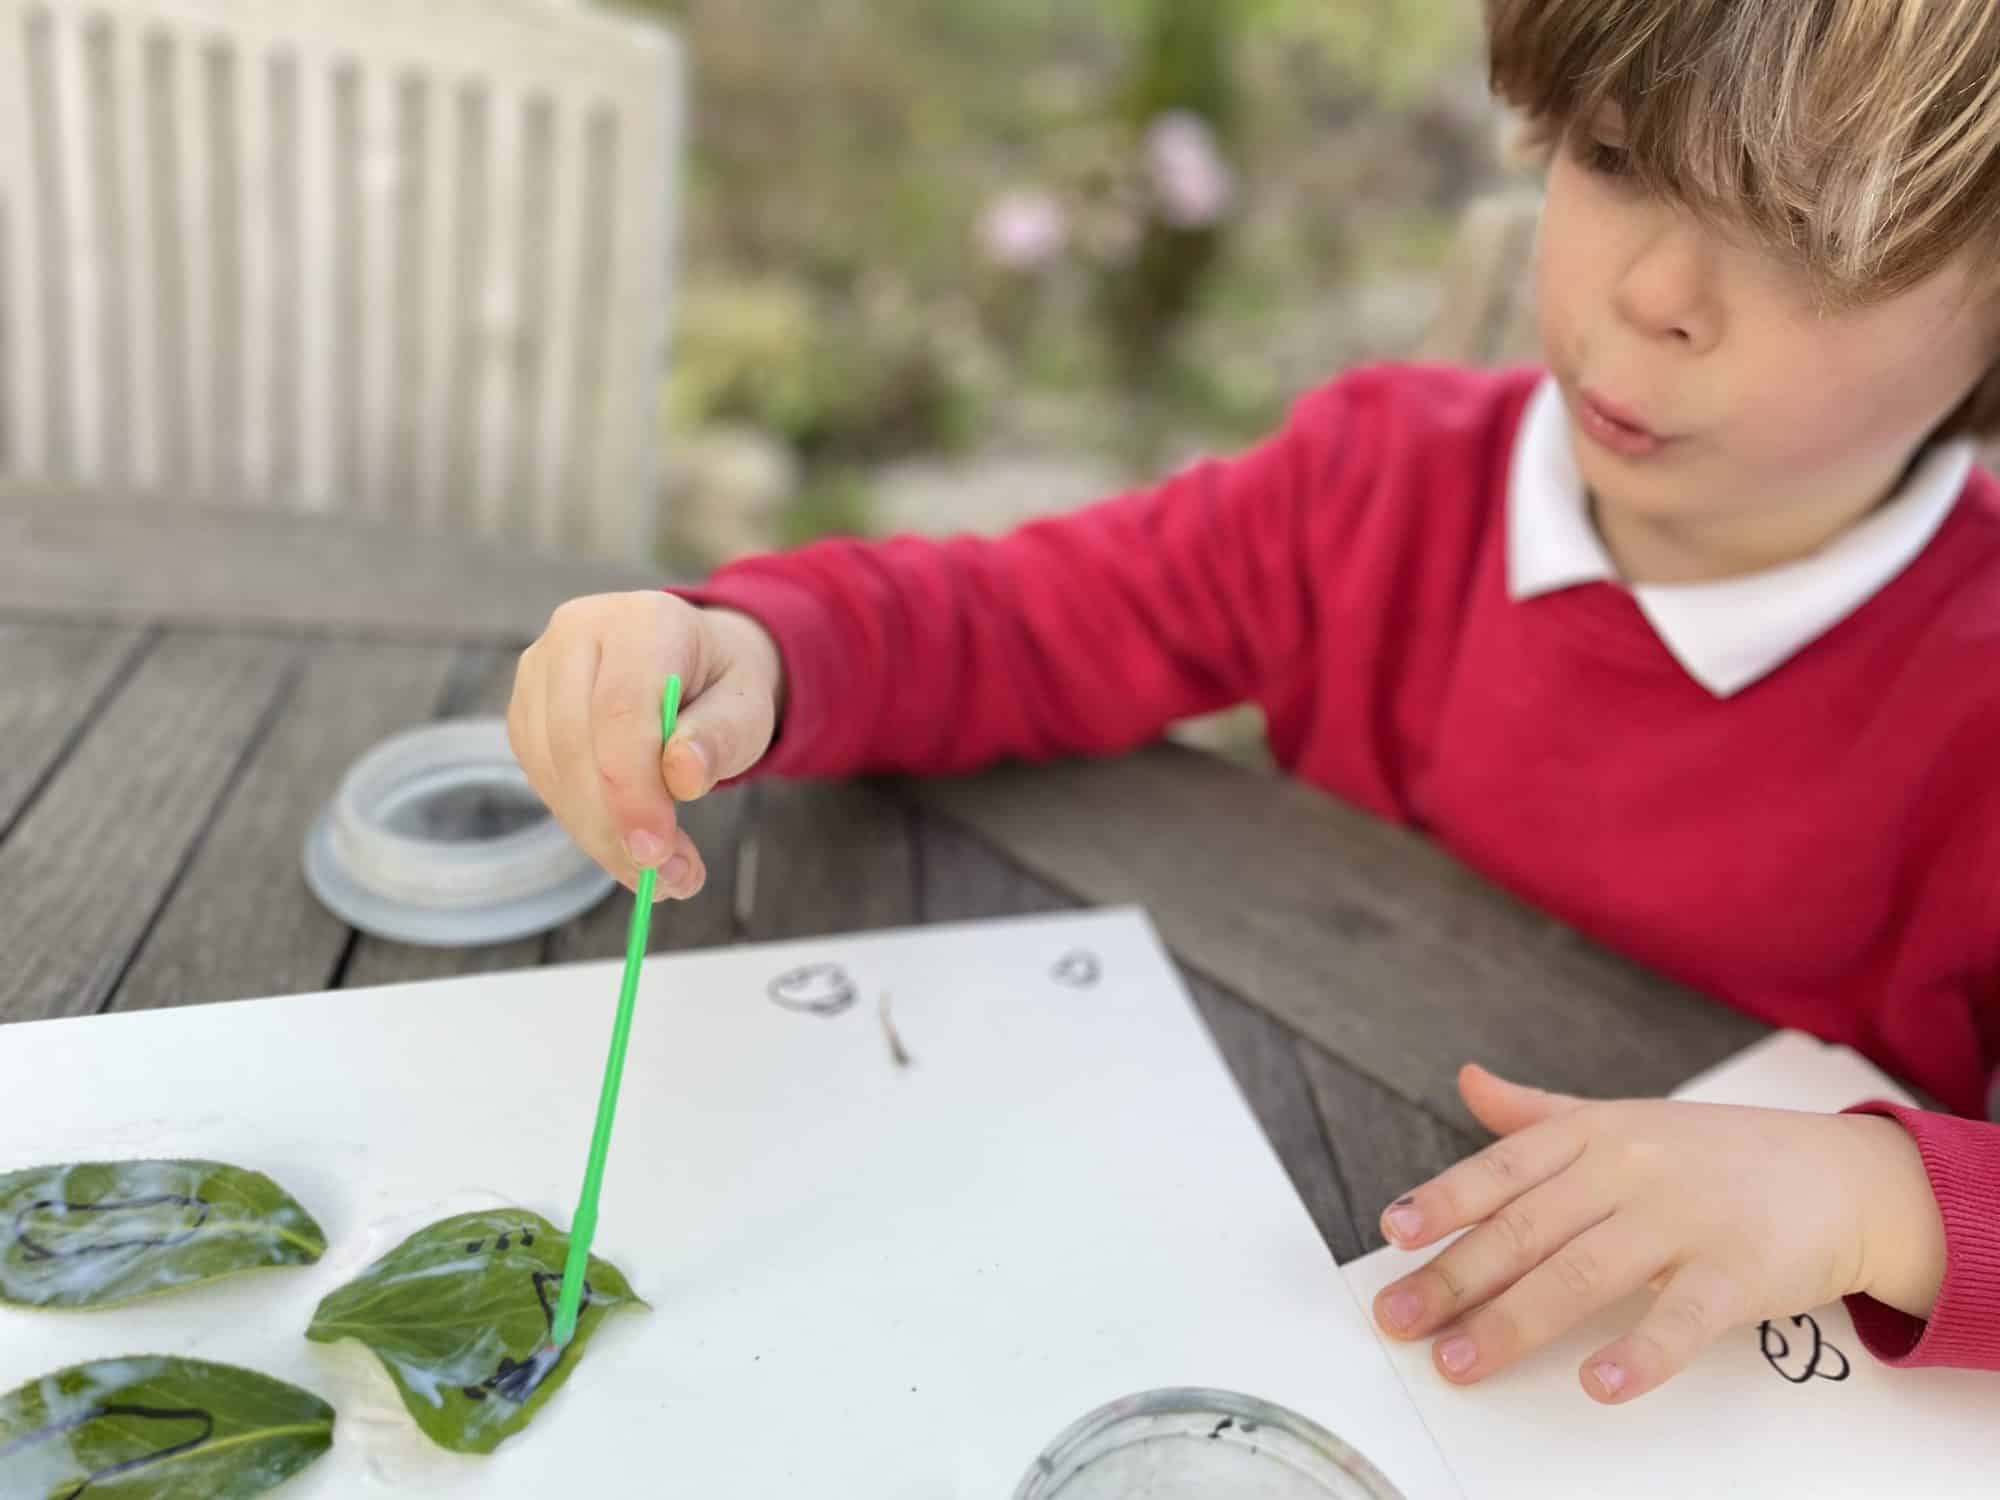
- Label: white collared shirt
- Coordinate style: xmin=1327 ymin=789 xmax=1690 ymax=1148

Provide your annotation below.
xmin=1506 ymin=375 xmax=1978 ymax=696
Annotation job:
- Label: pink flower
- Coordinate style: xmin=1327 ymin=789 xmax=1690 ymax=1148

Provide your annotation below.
xmin=976 ymin=189 xmax=1070 ymax=272
xmin=1144 ymin=110 xmax=1236 ymax=230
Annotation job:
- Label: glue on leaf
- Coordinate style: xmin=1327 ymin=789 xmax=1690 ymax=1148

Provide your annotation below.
xmin=304 ymin=1209 xmax=642 ymax=1455
xmin=0 ymin=1160 xmax=327 ymax=1309
xmin=0 ymin=1355 xmax=334 ymax=1500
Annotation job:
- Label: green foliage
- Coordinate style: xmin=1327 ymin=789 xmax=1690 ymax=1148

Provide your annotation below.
xmin=305 ymin=1210 xmax=642 ymax=1456
xmin=0 ymin=1357 xmax=333 ymax=1500
xmin=0 ymin=1160 xmax=326 ymax=1310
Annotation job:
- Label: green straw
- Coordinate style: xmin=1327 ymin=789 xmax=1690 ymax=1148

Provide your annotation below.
xmin=550 ymin=672 xmax=682 ymax=1350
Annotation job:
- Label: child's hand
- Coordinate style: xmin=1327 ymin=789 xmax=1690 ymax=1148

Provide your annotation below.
xmin=507 ymin=592 xmax=783 ymax=898
xmin=1370 ymin=1063 xmax=1946 ymax=1403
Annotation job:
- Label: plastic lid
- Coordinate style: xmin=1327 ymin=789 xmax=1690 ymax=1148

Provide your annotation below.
xmin=303 ymin=717 xmax=614 ymax=947
xmin=1013 ymin=1388 xmax=1406 ymax=1500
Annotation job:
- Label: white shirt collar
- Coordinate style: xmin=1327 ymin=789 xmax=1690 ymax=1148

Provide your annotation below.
xmin=1507 ymin=374 xmax=1977 ymax=696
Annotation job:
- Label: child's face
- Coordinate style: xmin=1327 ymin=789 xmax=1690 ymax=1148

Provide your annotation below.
xmin=1534 ymin=114 xmax=2000 ymax=550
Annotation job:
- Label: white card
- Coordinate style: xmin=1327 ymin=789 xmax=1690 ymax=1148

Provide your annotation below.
xmin=1341 ymin=1030 xmax=1997 ymax=1499
xmin=0 ymin=907 xmax=1459 ymax=1498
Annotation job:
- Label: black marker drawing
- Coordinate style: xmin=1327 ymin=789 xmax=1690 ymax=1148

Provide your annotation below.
xmin=451 ymin=1233 xmax=584 ymax=1406
xmin=879 ymin=991 xmax=913 ymax=1068
xmin=1758 ymin=1314 xmax=1851 ymax=1384
xmin=11 ymin=1194 xmax=211 ymax=1262
xmin=1051 ymin=950 xmax=1102 ymax=989
xmin=768 ymin=963 xmax=859 ymax=1017
xmin=2 ymin=1400 xmax=215 ymax=1500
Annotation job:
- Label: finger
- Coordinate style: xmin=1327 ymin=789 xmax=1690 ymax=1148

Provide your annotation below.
xmin=1375 ymin=1167 xmax=1612 ymax=1340
xmin=662 ymin=666 xmax=780 ymax=801
xmin=1425 ymin=1216 xmax=1666 ymax=1385
xmin=506 ymin=645 xmax=549 ymax=796
xmin=544 ymin=640 xmax=639 ymax=889
xmin=1581 ymin=1260 xmax=1744 ymax=1403
xmin=659 ymin=827 xmax=708 ymax=902
xmin=1458 ymin=1063 xmax=1580 ymax=1137
xmin=590 ymin=639 xmax=686 ymax=865
xmin=1381 ymin=1117 xmax=1585 ymax=1251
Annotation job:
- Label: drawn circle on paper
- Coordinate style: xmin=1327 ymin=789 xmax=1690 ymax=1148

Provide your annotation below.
xmin=767 ymin=964 xmax=859 ymax=1017
xmin=1050 ymin=950 xmax=1102 ymax=989
xmin=1013 ymin=1387 xmax=1405 ymax=1499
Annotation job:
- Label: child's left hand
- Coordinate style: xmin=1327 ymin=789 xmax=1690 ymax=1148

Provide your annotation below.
xmin=1370 ymin=1063 xmax=1947 ymax=1404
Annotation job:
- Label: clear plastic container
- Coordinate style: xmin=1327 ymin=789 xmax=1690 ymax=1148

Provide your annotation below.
xmin=303 ymin=717 xmax=613 ymax=946
xmin=1013 ymin=1388 xmax=1407 ymax=1500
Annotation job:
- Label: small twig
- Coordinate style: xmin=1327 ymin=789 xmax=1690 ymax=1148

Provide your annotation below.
xmin=879 ymin=990 xmax=912 ymax=1069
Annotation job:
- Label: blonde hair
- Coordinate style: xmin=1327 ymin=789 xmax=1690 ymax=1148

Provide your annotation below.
xmin=1485 ymin=0 xmax=2000 ymax=438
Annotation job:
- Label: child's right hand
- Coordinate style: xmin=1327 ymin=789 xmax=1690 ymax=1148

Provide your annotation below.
xmin=507 ymin=592 xmax=784 ymax=900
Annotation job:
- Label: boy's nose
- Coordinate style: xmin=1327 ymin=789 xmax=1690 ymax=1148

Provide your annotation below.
xmin=1612 ymin=222 xmax=1722 ymax=353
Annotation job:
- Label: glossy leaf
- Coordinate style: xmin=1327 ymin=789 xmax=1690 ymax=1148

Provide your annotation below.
xmin=0 ymin=1161 xmax=327 ymax=1310
xmin=305 ymin=1209 xmax=642 ymax=1455
xmin=0 ymin=1355 xmax=333 ymax=1500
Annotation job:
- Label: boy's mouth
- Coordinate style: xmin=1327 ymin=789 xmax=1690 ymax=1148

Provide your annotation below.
xmin=1577 ymin=388 xmax=1669 ymax=459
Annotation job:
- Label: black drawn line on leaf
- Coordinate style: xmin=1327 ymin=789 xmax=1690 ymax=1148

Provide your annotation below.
xmin=455 ymin=1264 xmax=594 ymax=1406
xmin=0 ymin=1400 xmax=214 ymax=1499
xmin=11 ymin=1195 xmax=211 ymax=1262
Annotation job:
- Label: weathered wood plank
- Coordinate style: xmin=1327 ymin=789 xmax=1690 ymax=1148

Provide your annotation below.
xmin=738 ymin=780 xmax=917 ymax=942
xmin=910 ymin=747 xmax=1767 ymax=1133
xmin=0 ymin=620 xmax=149 ymax=838
xmin=338 ymin=644 xmax=545 ymax=987
xmin=546 ymin=784 xmax=751 ymax=964
xmin=1297 ymin=1040 xmax=1481 ymax=1257
xmin=913 ymin=807 xmax=1076 ymax=926
xmin=340 ymin=927 xmax=546 ymax=989
xmin=1185 ymin=970 xmax=1363 ymax=1263
xmin=110 ymin=639 xmax=459 ymax=1011
xmin=0 ymin=493 xmax=661 ymax=640
xmin=915 ymin=811 xmax=1358 ymax=1259
xmin=0 ymin=631 xmax=295 ymax=1023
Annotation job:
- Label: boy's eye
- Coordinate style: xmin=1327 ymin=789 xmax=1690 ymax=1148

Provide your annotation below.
xmin=1582 ymin=140 xmax=1633 ymax=177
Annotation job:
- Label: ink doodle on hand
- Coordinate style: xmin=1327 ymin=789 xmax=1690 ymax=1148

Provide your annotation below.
xmin=1758 ymin=1314 xmax=1852 ymax=1384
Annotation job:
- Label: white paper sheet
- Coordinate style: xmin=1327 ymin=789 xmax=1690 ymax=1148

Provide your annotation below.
xmin=1342 ymin=1030 xmax=1999 ymax=1499
xmin=0 ymin=907 xmax=1461 ymax=1498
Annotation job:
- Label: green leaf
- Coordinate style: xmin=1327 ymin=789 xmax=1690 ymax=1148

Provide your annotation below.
xmin=0 ymin=1161 xmax=328 ymax=1310
xmin=305 ymin=1209 xmax=643 ymax=1455
xmin=0 ymin=1355 xmax=334 ymax=1500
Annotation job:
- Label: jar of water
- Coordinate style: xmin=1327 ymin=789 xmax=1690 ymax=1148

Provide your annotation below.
xmin=1013 ymin=1388 xmax=1407 ymax=1499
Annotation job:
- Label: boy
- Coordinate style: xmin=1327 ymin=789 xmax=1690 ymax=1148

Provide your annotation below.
xmin=508 ymin=0 xmax=2000 ymax=1404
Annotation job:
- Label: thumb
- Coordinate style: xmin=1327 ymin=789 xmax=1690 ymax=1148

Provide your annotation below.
xmin=1459 ymin=1062 xmax=1575 ymax=1137
xmin=662 ymin=668 xmax=778 ymax=800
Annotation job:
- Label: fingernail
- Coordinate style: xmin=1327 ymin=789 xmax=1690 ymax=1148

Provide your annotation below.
xmin=1438 ymin=1337 xmax=1477 ymax=1376
xmin=1384 ymin=1291 xmax=1422 ymax=1331
xmin=1590 ymin=1360 xmax=1626 ymax=1397
xmin=664 ymin=854 xmax=692 ymax=891
xmin=626 ymin=830 xmax=666 ymax=866
xmin=670 ymin=736 xmax=710 ymax=792
xmin=1384 ymin=1205 xmax=1423 ymax=1244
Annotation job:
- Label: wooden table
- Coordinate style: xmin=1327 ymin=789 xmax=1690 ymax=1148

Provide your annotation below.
xmin=0 ymin=497 xmax=1768 ymax=1263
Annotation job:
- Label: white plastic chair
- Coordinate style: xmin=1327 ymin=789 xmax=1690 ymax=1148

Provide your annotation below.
xmin=0 ymin=0 xmax=683 ymax=559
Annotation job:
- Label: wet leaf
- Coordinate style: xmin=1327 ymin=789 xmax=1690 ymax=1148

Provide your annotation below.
xmin=0 ymin=1161 xmax=327 ymax=1310
xmin=304 ymin=1209 xmax=643 ymax=1455
xmin=0 ymin=1355 xmax=333 ymax=1500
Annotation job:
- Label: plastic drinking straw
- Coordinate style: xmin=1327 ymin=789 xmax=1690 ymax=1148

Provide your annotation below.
xmin=550 ymin=672 xmax=682 ymax=1349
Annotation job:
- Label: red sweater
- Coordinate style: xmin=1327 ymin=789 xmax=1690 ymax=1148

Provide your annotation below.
xmin=694 ymin=362 xmax=2000 ymax=1371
